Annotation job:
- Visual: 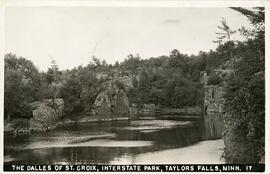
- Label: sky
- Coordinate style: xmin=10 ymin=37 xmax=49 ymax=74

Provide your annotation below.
xmin=5 ymin=7 xmax=252 ymax=71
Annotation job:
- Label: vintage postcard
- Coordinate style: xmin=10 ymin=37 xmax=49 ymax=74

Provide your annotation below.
xmin=0 ymin=0 xmax=269 ymax=173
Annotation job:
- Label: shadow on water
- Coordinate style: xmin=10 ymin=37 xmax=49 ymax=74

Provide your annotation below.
xmin=4 ymin=115 xmax=206 ymax=164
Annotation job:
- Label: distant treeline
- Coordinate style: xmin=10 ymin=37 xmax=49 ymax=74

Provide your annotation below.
xmin=4 ymin=43 xmax=231 ymax=120
xmin=4 ymin=7 xmax=265 ymax=164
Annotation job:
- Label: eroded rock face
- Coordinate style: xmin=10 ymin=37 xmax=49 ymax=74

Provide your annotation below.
xmin=92 ymin=91 xmax=112 ymax=119
xmin=204 ymin=85 xmax=224 ymax=140
xmin=112 ymin=90 xmax=130 ymax=117
xmin=30 ymin=98 xmax=64 ymax=131
xmin=202 ymin=70 xmax=226 ymax=140
xmin=204 ymin=85 xmax=224 ymax=114
xmin=92 ymin=80 xmax=130 ymax=119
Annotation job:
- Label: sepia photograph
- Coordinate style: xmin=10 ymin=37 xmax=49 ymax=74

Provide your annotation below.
xmin=1 ymin=1 xmax=267 ymax=172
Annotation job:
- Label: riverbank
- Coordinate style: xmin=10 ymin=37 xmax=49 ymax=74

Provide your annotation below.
xmin=112 ymin=139 xmax=224 ymax=164
xmin=4 ymin=117 xmax=130 ymax=135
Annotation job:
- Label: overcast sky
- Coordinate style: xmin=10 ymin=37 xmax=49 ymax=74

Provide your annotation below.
xmin=5 ymin=7 xmax=252 ymax=71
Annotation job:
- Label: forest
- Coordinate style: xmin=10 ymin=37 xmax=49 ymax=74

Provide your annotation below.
xmin=4 ymin=7 xmax=265 ymax=163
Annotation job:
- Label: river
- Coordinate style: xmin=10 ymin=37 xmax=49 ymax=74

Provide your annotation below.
xmin=4 ymin=116 xmax=223 ymax=164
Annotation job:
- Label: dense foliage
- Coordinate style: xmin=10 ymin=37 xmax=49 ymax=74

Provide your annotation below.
xmin=125 ymin=51 xmax=205 ymax=108
xmin=4 ymin=54 xmax=40 ymax=120
xmin=4 ymin=45 xmax=227 ymax=120
xmin=207 ymin=72 xmax=222 ymax=85
xmin=60 ymin=66 xmax=102 ymax=116
xmin=223 ymin=7 xmax=265 ymax=163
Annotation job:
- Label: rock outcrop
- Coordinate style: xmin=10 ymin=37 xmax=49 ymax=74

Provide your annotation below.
xmin=117 ymin=76 xmax=134 ymax=89
xmin=204 ymin=85 xmax=224 ymax=114
xmin=30 ymin=98 xmax=64 ymax=131
xmin=202 ymin=72 xmax=225 ymax=140
xmin=92 ymin=80 xmax=130 ymax=120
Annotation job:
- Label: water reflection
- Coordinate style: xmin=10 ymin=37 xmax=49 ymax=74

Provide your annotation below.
xmin=5 ymin=116 xmax=205 ymax=164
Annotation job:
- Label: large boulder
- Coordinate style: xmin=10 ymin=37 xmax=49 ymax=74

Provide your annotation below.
xmin=92 ymin=80 xmax=130 ymax=119
xmin=30 ymin=98 xmax=64 ymax=131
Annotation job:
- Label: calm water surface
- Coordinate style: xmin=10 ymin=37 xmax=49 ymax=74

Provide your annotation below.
xmin=4 ymin=116 xmax=204 ymax=164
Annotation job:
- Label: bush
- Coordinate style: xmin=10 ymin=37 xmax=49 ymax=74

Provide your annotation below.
xmin=223 ymin=40 xmax=264 ymax=163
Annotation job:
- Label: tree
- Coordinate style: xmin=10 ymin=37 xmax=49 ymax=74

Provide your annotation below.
xmin=114 ymin=61 xmax=120 ymax=67
xmin=223 ymin=7 xmax=265 ymax=163
xmin=214 ymin=18 xmax=236 ymax=44
xmin=168 ymin=49 xmax=189 ymax=75
xmin=230 ymin=7 xmax=264 ymax=28
xmin=60 ymin=72 xmax=83 ymax=115
xmin=60 ymin=66 xmax=100 ymax=117
xmin=92 ymin=56 xmax=101 ymax=66
xmin=46 ymin=59 xmax=62 ymax=99
xmin=46 ymin=59 xmax=61 ymax=85
xmin=4 ymin=54 xmax=40 ymax=121
xmin=170 ymin=49 xmax=181 ymax=58
xmin=102 ymin=59 xmax=108 ymax=66
xmin=213 ymin=18 xmax=237 ymax=62
xmin=120 ymin=54 xmax=141 ymax=74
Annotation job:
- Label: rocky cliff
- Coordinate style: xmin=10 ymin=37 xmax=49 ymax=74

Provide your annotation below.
xmin=91 ymin=79 xmax=130 ymax=120
xmin=202 ymin=71 xmax=225 ymax=140
xmin=204 ymin=85 xmax=224 ymax=139
xmin=30 ymin=98 xmax=64 ymax=131
xmin=204 ymin=85 xmax=224 ymax=114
